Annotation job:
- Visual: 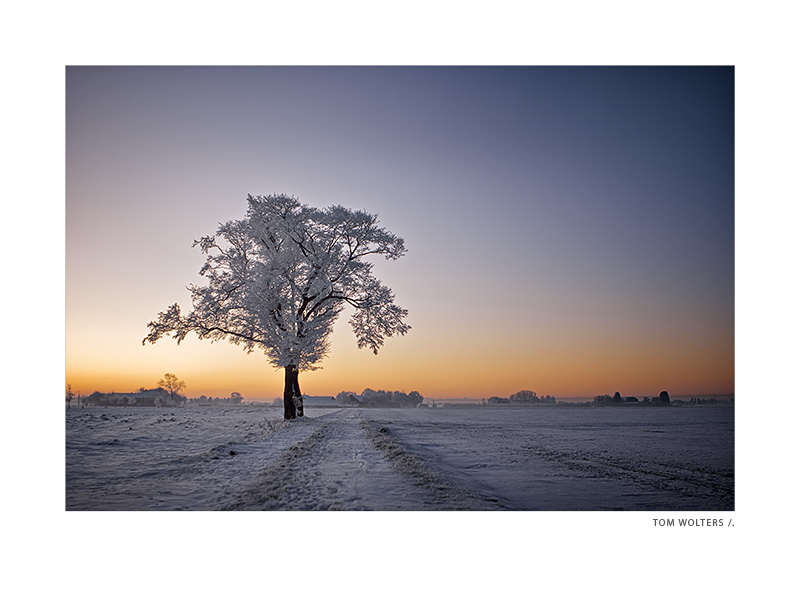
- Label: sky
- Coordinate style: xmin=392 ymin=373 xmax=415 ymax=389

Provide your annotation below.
xmin=66 ymin=66 xmax=734 ymax=401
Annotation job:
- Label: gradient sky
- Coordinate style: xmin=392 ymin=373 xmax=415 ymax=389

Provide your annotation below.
xmin=66 ymin=66 xmax=734 ymax=401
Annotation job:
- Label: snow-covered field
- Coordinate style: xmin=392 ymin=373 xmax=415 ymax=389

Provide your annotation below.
xmin=66 ymin=405 xmax=734 ymax=510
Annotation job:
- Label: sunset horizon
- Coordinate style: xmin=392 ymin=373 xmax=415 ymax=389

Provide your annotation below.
xmin=67 ymin=329 xmax=734 ymax=402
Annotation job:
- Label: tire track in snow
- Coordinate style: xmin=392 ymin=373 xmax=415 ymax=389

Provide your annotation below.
xmin=225 ymin=411 xmax=503 ymax=510
xmin=528 ymin=446 xmax=734 ymax=507
xmin=359 ymin=418 xmax=505 ymax=510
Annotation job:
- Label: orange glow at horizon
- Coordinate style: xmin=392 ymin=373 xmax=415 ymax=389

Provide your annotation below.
xmin=66 ymin=315 xmax=734 ymax=401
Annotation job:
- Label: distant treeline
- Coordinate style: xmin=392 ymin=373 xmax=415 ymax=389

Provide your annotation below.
xmin=84 ymin=388 xmax=181 ymax=407
xmin=457 ymin=390 xmax=733 ymax=408
xmin=593 ymin=391 xmax=671 ymax=406
xmin=336 ymin=388 xmax=424 ymax=408
xmin=591 ymin=391 xmax=733 ymax=406
xmin=80 ymin=388 xmax=245 ymax=407
xmin=487 ymin=390 xmax=557 ymax=404
xmin=186 ymin=392 xmax=244 ymax=405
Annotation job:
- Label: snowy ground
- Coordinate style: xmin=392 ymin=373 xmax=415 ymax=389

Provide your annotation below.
xmin=66 ymin=405 xmax=734 ymax=510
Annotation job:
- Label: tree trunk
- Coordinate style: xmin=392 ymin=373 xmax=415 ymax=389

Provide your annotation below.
xmin=283 ymin=366 xmax=295 ymax=419
xmin=283 ymin=365 xmax=304 ymax=420
xmin=293 ymin=368 xmax=304 ymax=418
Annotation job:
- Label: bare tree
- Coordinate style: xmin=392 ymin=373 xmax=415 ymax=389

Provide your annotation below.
xmin=144 ymin=194 xmax=410 ymax=419
xmin=157 ymin=373 xmax=187 ymax=401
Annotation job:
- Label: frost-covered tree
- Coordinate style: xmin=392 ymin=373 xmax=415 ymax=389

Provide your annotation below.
xmin=143 ymin=194 xmax=410 ymax=419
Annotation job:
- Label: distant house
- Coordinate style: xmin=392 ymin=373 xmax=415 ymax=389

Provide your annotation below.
xmin=86 ymin=388 xmax=174 ymax=406
xmin=336 ymin=393 xmax=362 ymax=406
xmin=303 ymin=395 xmax=338 ymax=407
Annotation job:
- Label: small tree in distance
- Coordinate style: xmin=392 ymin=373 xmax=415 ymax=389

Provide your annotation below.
xmin=157 ymin=373 xmax=186 ymax=401
xmin=144 ymin=194 xmax=410 ymax=420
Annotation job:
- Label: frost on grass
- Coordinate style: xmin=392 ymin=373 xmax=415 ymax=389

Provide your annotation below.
xmin=67 ymin=406 xmax=734 ymax=511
